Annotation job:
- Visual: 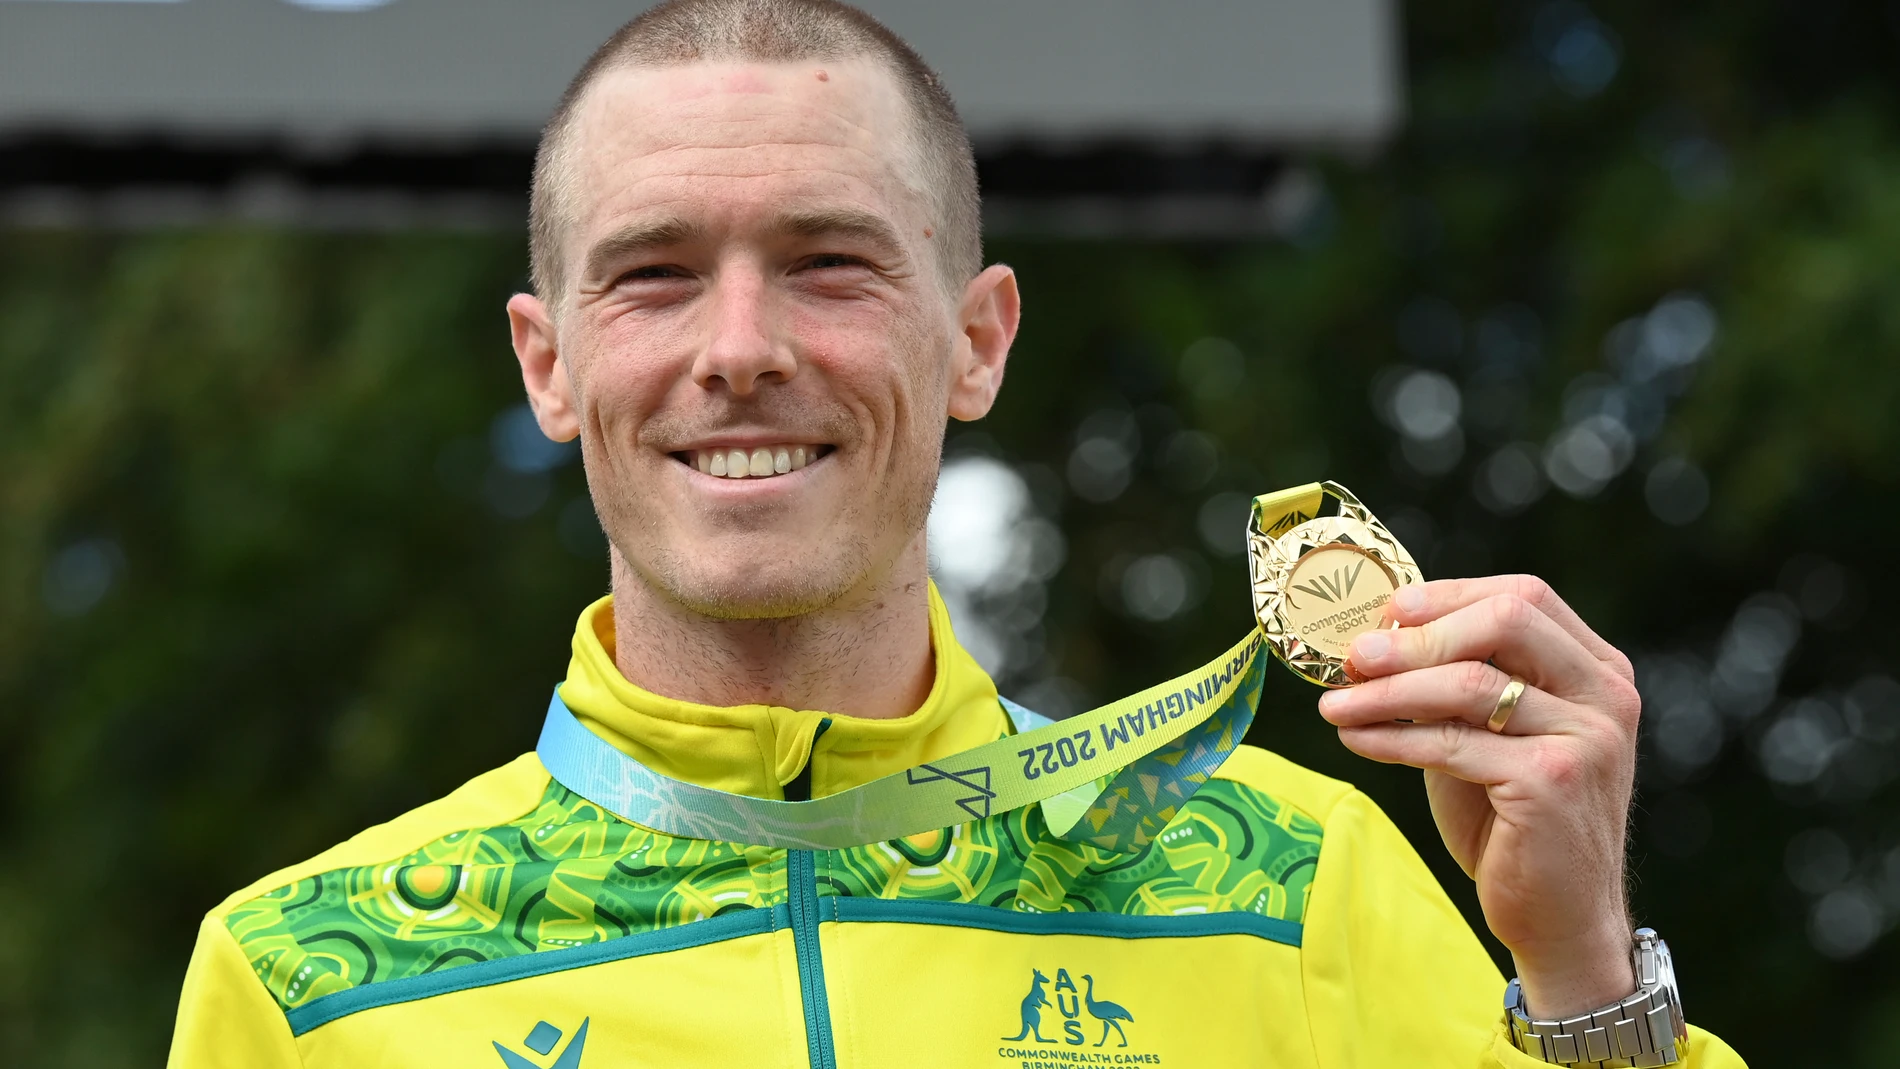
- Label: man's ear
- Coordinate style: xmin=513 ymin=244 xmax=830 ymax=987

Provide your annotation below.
xmin=507 ymin=293 xmax=581 ymax=442
xmin=947 ymin=264 xmax=1021 ymax=422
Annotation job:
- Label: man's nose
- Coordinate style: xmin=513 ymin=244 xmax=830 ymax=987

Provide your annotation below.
xmin=691 ymin=266 xmax=797 ymax=396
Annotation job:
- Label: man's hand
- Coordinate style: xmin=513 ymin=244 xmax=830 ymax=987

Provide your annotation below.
xmin=1315 ymin=575 xmax=1642 ymax=1020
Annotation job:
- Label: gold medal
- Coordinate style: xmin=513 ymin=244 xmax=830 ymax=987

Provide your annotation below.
xmin=1247 ymin=481 xmax=1423 ymax=688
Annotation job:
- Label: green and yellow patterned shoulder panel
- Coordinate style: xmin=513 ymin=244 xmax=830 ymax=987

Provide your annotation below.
xmin=229 ymin=744 xmax=1332 ymax=1016
xmin=820 ymin=776 xmax=1325 ymax=925
xmin=226 ymin=780 xmax=788 ymax=1013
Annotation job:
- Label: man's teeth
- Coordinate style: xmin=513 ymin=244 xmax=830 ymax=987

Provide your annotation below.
xmin=691 ymin=446 xmax=814 ymax=479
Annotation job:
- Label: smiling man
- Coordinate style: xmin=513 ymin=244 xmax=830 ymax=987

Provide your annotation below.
xmin=169 ymin=3 xmax=1744 ymax=1067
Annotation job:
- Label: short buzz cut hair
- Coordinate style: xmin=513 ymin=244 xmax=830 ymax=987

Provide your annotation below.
xmin=528 ymin=0 xmax=982 ymax=305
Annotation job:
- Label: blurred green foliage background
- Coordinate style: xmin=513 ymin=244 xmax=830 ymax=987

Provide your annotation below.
xmin=6 ymin=2 xmax=1900 ymax=1064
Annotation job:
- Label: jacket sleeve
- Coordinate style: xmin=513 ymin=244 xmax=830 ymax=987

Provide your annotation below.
xmin=167 ymin=913 xmax=303 ymax=1069
xmin=1299 ymin=787 xmax=1747 ymax=1069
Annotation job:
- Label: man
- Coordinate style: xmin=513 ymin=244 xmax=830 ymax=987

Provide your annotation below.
xmin=169 ymin=2 xmax=1745 ymax=1066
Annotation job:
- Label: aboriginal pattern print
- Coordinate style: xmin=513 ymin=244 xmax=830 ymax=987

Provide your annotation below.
xmin=1072 ymin=640 xmax=1268 ymax=854
xmin=821 ymin=778 xmax=1322 ymax=918
xmin=226 ymin=789 xmax=787 ymax=1013
xmin=229 ymin=777 xmax=1323 ymax=1014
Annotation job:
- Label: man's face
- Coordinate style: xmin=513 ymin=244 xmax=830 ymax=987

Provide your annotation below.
xmin=524 ymin=60 xmax=992 ymax=619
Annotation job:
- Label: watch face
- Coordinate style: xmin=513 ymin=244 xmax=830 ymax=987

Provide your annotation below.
xmin=1655 ymin=939 xmax=1688 ymax=1041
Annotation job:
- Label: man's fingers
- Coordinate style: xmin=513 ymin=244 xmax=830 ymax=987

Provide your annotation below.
xmin=1320 ymin=661 xmax=1566 ymax=736
xmin=1335 ymin=721 xmax=1520 ymax=784
xmin=1385 ymin=575 xmax=1630 ymax=680
xmin=1347 ymin=594 xmax=1605 ymax=698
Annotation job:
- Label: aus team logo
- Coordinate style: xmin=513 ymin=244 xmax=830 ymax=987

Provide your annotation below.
xmin=1000 ymin=967 xmax=1156 ymax=1065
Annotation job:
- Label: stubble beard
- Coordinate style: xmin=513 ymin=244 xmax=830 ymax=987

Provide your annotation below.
xmin=585 ymin=308 xmax=956 ymax=626
xmin=598 ymin=434 xmax=941 ymax=624
xmin=633 ymin=521 xmax=877 ymax=622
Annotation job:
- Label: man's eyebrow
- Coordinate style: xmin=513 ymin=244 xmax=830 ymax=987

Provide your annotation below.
xmin=581 ymin=217 xmax=707 ymax=281
xmin=769 ymin=208 xmax=906 ymax=253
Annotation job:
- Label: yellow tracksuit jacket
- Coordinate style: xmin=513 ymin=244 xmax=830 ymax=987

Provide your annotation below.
xmin=168 ymin=590 xmax=1745 ymax=1068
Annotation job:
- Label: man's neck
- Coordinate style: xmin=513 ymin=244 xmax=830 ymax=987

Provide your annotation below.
xmin=606 ymin=545 xmax=936 ymax=721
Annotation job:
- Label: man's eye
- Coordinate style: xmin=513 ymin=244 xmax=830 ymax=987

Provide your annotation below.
xmin=806 ymin=254 xmax=862 ymax=270
xmin=623 ymin=265 xmax=683 ymax=281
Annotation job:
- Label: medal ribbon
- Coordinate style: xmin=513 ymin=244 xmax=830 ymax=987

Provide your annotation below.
xmin=534 ymin=489 xmax=1323 ymax=854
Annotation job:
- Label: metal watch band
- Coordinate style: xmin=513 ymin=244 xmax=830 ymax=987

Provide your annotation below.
xmin=1505 ymin=929 xmax=1686 ymax=1067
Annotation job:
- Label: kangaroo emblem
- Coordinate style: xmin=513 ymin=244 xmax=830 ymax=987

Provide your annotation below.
xmin=1000 ymin=968 xmax=1053 ymax=1042
xmin=1083 ymin=975 xmax=1134 ymax=1048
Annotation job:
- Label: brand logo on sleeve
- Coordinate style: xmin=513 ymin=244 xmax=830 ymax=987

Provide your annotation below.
xmin=493 ymin=1017 xmax=588 ymax=1069
xmin=998 ymin=967 xmax=1156 ymax=1066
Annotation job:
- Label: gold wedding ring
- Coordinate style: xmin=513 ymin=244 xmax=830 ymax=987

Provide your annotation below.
xmin=1248 ymin=481 xmax=1424 ymax=689
xmin=1488 ymin=676 xmax=1527 ymax=733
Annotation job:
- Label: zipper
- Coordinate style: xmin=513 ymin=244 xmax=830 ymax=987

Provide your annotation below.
xmin=787 ymin=849 xmax=838 ymax=1069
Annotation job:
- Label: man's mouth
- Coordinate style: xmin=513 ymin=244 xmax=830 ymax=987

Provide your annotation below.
xmin=677 ymin=444 xmax=834 ymax=480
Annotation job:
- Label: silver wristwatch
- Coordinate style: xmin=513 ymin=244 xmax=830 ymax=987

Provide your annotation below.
xmin=1505 ymin=928 xmax=1688 ymax=1067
